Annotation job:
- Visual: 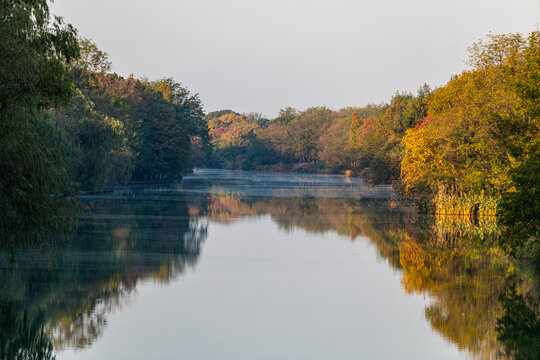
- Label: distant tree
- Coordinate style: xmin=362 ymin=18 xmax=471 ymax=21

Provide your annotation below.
xmin=345 ymin=89 xmax=428 ymax=184
xmin=244 ymin=112 xmax=269 ymax=127
xmin=288 ymin=107 xmax=335 ymax=163
xmin=275 ymin=107 xmax=299 ymax=124
xmin=149 ymin=78 xmax=205 ymax=172
xmin=75 ymin=37 xmax=112 ymax=73
xmin=318 ymin=115 xmax=353 ymax=171
xmin=258 ymin=120 xmax=292 ymax=162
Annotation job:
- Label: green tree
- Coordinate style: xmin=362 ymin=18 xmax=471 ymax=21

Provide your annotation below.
xmin=75 ymin=37 xmax=112 ymax=73
xmin=0 ymin=0 xmax=79 ymax=112
xmin=498 ymin=32 xmax=540 ymax=258
xmin=53 ymin=39 xmax=132 ymax=191
xmin=55 ymin=88 xmax=130 ymax=191
xmin=0 ymin=0 xmax=80 ymax=250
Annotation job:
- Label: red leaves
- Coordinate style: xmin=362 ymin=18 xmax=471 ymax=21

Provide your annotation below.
xmin=413 ymin=115 xmax=433 ymax=130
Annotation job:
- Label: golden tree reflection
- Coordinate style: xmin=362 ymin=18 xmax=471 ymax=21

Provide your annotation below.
xmin=204 ymin=194 xmax=538 ymax=359
xmin=1 ymin=192 xmax=537 ymax=358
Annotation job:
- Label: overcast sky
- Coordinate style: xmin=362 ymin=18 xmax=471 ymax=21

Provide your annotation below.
xmin=50 ymin=0 xmax=539 ymax=117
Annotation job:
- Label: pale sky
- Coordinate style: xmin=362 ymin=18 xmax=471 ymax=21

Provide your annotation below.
xmin=50 ymin=0 xmax=539 ymax=117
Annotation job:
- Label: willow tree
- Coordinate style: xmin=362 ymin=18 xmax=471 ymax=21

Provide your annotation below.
xmin=0 ymin=0 xmax=80 ymax=249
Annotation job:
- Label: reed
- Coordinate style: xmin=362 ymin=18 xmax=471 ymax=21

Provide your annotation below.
xmin=433 ymin=185 xmax=499 ymax=218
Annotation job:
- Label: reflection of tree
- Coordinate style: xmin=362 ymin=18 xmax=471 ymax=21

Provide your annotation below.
xmin=0 ymin=189 xmax=209 ymax=354
xmin=204 ymin=194 xmax=539 ymax=359
xmin=0 ymin=300 xmax=55 ymax=360
xmin=2 ymin=191 xmax=538 ymax=358
xmin=399 ymin=235 xmax=514 ymax=358
xmin=496 ymin=285 xmax=540 ymax=360
xmin=205 ymin=194 xmax=418 ymax=269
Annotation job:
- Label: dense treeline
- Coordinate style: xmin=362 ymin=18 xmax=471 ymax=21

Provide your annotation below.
xmin=203 ymin=32 xmax=539 ymax=260
xmin=57 ymin=38 xmax=206 ymax=191
xmin=1 ymin=1 xmax=538 ymax=261
xmin=0 ymin=1 xmax=204 ymax=249
xmin=204 ymin=90 xmax=429 ymax=182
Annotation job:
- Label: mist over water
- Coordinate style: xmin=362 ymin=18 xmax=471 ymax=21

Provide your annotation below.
xmin=175 ymin=169 xmax=395 ymax=199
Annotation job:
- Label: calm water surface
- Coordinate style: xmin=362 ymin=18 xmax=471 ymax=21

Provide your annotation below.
xmin=1 ymin=169 xmax=538 ymax=359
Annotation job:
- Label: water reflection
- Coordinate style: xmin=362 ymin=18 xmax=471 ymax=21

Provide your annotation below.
xmin=0 ymin=190 xmax=208 ymax=357
xmin=496 ymin=285 xmax=540 ymax=359
xmin=0 ymin=301 xmax=55 ymax=360
xmin=197 ymin=193 xmax=539 ymax=359
xmin=0 ymin=170 xmax=538 ymax=359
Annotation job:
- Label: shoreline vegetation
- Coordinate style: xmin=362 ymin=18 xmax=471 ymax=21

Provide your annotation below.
xmin=0 ymin=1 xmax=538 ymax=261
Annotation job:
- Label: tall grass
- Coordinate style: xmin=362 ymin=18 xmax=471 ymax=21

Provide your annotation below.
xmin=433 ymin=185 xmax=499 ymax=218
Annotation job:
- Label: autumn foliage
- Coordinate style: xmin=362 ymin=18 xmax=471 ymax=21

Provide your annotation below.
xmin=200 ymin=31 xmax=539 ymax=260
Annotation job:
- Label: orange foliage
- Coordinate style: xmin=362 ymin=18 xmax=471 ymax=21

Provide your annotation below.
xmin=208 ymin=113 xmax=260 ymax=141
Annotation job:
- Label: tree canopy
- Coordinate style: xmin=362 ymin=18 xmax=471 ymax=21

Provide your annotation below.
xmin=0 ymin=6 xmax=204 ymax=250
xmin=0 ymin=0 xmax=80 ymax=250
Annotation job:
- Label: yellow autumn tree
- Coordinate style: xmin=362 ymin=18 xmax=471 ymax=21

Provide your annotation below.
xmin=400 ymin=32 xmax=539 ymax=214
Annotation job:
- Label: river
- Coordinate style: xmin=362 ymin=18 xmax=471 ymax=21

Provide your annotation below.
xmin=1 ymin=169 xmax=538 ymax=359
